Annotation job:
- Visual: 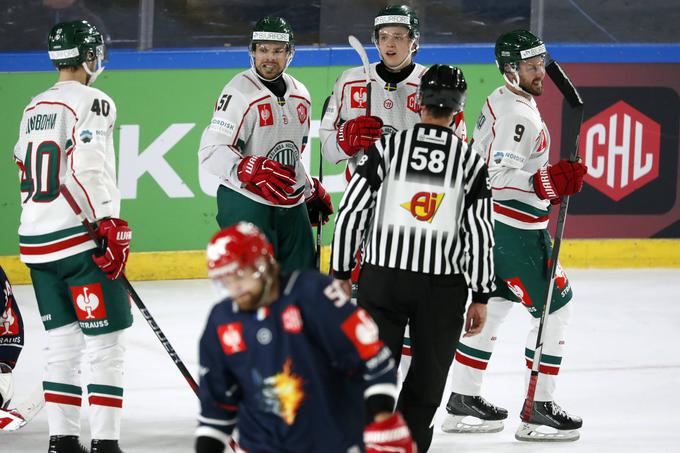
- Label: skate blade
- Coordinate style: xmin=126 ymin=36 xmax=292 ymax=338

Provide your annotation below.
xmin=441 ymin=414 xmax=504 ymax=434
xmin=515 ymin=422 xmax=580 ymax=442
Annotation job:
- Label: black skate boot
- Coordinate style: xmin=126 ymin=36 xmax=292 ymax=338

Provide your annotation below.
xmin=441 ymin=392 xmax=508 ymax=433
xmin=515 ymin=400 xmax=582 ymax=442
xmin=48 ymin=435 xmax=89 ymax=453
xmin=91 ymin=439 xmax=124 ymax=453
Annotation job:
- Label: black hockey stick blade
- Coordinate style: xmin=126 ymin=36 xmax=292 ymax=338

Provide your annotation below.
xmin=546 ymin=59 xmax=583 ymax=109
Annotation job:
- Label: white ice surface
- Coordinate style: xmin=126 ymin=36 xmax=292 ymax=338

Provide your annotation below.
xmin=3 ymin=269 xmax=680 ymax=452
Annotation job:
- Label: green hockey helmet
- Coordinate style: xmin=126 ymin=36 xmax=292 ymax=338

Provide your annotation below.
xmin=373 ymin=4 xmax=420 ymax=41
xmin=47 ymin=20 xmax=105 ymax=85
xmin=419 ymin=64 xmax=467 ymax=112
xmin=494 ymin=29 xmax=546 ymax=74
xmin=250 ymin=16 xmax=295 ymax=52
xmin=48 ymin=20 xmax=104 ymax=68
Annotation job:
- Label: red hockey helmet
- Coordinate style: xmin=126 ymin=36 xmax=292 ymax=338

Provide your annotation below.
xmin=206 ymin=222 xmax=274 ymax=278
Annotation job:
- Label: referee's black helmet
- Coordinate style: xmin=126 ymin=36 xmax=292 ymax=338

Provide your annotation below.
xmin=419 ymin=64 xmax=467 ymax=112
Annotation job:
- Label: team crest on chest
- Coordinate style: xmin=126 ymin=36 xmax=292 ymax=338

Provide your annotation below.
xmin=268 ymin=141 xmax=300 ymax=167
xmin=70 ymin=283 xmax=107 ymax=320
xmin=218 ymin=322 xmax=247 ymax=355
xmin=350 ymin=86 xmax=367 ymax=109
xmin=296 ymin=103 xmax=308 ymax=124
xmin=258 ymin=103 xmax=274 ymax=127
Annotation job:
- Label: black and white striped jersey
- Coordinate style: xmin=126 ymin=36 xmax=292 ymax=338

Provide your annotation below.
xmin=331 ymin=123 xmax=495 ymax=298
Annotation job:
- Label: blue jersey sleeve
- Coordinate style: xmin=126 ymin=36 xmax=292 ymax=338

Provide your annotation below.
xmin=294 ymin=272 xmax=398 ymax=418
xmin=195 ymin=305 xmax=240 ymax=447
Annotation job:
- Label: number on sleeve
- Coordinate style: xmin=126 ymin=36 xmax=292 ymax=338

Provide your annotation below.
xmin=513 ymin=124 xmax=525 ymax=142
xmin=217 ymin=94 xmax=232 ymax=112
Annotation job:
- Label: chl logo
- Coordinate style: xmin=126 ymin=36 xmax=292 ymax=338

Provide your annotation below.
xmin=258 ymin=103 xmax=274 ymax=127
xmin=350 ymin=86 xmax=367 ymax=109
xmin=581 ymin=100 xmax=660 ymax=201
xmin=70 ymin=283 xmax=107 ymax=320
xmin=400 ymin=192 xmax=444 ymax=223
xmin=407 ymin=93 xmax=420 ymax=113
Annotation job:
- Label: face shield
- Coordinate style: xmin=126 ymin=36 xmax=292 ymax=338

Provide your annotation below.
xmin=83 ymin=44 xmax=106 ymax=86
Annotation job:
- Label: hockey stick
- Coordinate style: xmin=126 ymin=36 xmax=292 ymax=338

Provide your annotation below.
xmin=0 ymin=387 xmax=44 ymax=431
xmin=521 ymin=59 xmax=584 ymax=422
xmin=58 ymin=185 xmax=199 ymax=397
xmin=315 ymin=95 xmax=333 ymax=271
xmin=348 ymin=35 xmax=372 ymax=115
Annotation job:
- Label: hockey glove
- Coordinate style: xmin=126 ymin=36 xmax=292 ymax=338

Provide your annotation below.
xmin=92 ymin=218 xmax=132 ymax=280
xmin=306 ymin=178 xmax=333 ymax=226
xmin=365 ymin=412 xmax=418 ymax=453
xmin=337 ymin=115 xmax=383 ymax=157
xmin=237 ymin=156 xmax=296 ymax=204
xmin=533 ymin=159 xmax=587 ymax=201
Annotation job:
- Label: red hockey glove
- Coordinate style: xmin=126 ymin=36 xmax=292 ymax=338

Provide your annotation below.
xmin=337 ymin=115 xmax=383 ymax=157
xmin=306 ymin=178 xmax=333 ymax=226
xmin=92 ymin=218 xmax=132 ymax=280
xmin=237 ymin=156 xmax=296 ymax=204
xmin=365 ymin=412 xmax=418 ymax=453
xmin=533 ymin=159 xmax=587 ymax=201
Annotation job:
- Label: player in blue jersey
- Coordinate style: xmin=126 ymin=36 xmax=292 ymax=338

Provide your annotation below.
xmin=0 ymin=265 xmax=24 ymax=412
xmin=194 ymin=222 xmax=417 ymax=453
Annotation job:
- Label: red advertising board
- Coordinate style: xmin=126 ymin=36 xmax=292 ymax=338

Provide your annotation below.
xmin=537 ymin=64 xmax=680 ymax=238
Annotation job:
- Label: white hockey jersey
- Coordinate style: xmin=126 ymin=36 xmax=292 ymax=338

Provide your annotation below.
xmin=319 ymin=62 xmax=467 ymax=179
xmin=14 ymin=81 xmax=120 ymax=264
xmin=471 ymin=85 xmax=551 ymax=230
xmin=198 ymin=69 xmax=313 ymax=206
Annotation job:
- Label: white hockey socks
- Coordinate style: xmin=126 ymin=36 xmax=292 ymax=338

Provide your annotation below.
xmin=525 ymin=303 xmax=572 ymax=401
xmin=44 ymin=322 xmax=85 ymax=436
xmin=450 ymin=298 xmax=513 ymax=396
xmin=84 ymin=330 xmax=126 ymax=440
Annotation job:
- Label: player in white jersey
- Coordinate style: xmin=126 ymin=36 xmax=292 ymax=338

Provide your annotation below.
xmin=13 ymin=21 xmax=132 ymax=453
xmin=441 ymin=30 xmax=587 ymax=442
xmin=199 ymin=16 xmax=332 ymax=272
xmin=319 ymin=4 xmax=467 ymax=181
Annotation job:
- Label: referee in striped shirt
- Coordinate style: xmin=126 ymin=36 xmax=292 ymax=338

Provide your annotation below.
xmin=331 ymin=65 xmax=495 ymax=452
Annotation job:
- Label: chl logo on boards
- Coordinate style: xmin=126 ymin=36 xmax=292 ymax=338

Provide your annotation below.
xmin=562 ymin=87 xmax=679 ymax=215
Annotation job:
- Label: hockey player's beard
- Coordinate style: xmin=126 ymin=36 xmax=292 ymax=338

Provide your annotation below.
xmin=521 ymin=78 xmax=543 ymax=96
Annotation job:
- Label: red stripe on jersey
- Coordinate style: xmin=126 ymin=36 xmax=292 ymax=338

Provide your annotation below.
xmin=20 ymin=233 xmax=91 ymax=255
xmin=493 ymin=203 xmax=549 ymax=223
xmin=45 ymin=393 xmax=82 ymax=406
xmin=289 ymin=94 xmax=311 ymax=105
xmin=486 ymin=99 xmax=497 ymax=120
xmin=401 ymin=346 xmax=412 ymax=357
xmin=217 ymin=402 xmax=238 ymax=411
xmin=88 ymin=395 xmax=123 ymax=408
xmin=492 ymin=185 xmax=535 ymax=194
xmin=525 ymin=359 xmax=560 ymax=375
xmin=454 ymin=351 xmax=488 ymax=370
xmin=231 ymin=94 xmax=270 ymax=146
xmin=25 ymin=101 xmax=78 ymax=119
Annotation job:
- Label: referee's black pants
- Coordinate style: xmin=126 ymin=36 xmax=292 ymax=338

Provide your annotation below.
xmin=358 ymin=263 xmax=468 ymax=452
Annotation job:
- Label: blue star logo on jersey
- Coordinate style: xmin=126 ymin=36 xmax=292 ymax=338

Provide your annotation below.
xmin=80 ymin=129 xmax=93 ymax=143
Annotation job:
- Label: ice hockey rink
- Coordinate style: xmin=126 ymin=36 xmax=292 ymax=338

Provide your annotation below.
xmin=3 ymin=268 xmax=680 ymax=452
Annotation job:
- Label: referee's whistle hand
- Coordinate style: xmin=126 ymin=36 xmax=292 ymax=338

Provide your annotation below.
xmin=463 ymin=303 xmax=487 ymax=337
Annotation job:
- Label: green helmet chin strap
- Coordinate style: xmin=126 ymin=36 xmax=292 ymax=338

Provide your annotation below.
xmin=249 ymin=16 xmax=295 ymax=82
xmin=372 ymin=4 xmax=420 ymax=71
xmin=47 ymin=20 xmax=106 ymax=86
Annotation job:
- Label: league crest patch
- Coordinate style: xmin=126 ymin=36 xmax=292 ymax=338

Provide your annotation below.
xmin=218 ymin=322 xmax=247 ymax=355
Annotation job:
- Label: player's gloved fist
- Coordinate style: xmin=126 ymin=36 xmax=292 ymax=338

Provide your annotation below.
xmin=337 ymin=115 xmax=383 ymax=157
xmin=533 ymin=159 xmax=587 ymax=201
xmin=306 ymin=178 xmax=333 ymax=226
xmin=364 ymin=412 xmax=419 ymax=453
xmin=92 ymin=218 xmax=132 ymax=280
xmin=237 ymin=156 xmax=297 ymax=204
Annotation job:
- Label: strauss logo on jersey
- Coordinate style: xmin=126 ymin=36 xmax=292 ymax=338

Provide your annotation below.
xmin=400 ymin=192 xmax=444 ymax=223
xmin=350 ymin=86 xmax=367 ymax=109
xmin=218 ymin=322 xmax=247 ymax=355
xmin=258 ymin=103 xmax=274 ymax=127
xmin=70 ymin=283 xmax=107 ymax=321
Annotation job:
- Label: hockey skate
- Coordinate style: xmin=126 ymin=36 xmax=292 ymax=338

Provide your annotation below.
xmin=441 ymin=392 xmax=508 ymax=433
xmin=91 ymin=439 xmax=125 ymax=453
xmin=515 ymin=400 xmax=582 ymax=442
xmin=48 ymin=435 xmax=89 ymax=453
